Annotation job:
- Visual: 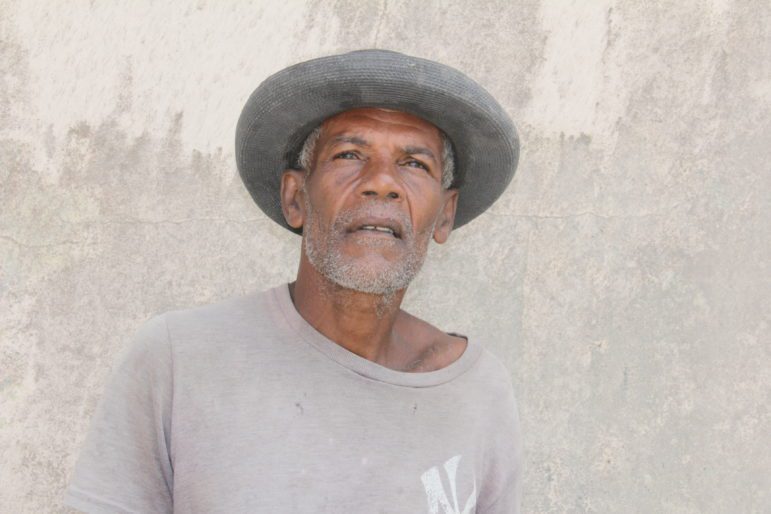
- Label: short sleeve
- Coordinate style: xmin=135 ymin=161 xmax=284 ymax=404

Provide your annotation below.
xmin=477 ymin=362 xmax=524 ymax=514
xmin=64 ymin=314 xmax=174 ymax=513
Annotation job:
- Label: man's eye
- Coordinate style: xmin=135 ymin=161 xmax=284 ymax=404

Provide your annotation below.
xmin=334 ymin=151 xmax=359 ymax=159
xmin=404 ymin=159 xmax=429 ymax=171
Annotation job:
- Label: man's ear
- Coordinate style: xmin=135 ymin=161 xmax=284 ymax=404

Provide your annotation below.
xmin=280 ymin=169 xmax=307 ymax=230
xmin=433 ymin=188 xmax=459 ymax=244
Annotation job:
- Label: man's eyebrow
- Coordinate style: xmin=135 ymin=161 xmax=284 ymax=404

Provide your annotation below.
xmin=330 ymin=135 xmax=369 ymax=146
xmin=403 ymin=146 xmax=437 ymax=161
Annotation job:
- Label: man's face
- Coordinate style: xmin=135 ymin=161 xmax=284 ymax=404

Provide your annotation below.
xmin=296 ymin=108 xmax=458 ymax=295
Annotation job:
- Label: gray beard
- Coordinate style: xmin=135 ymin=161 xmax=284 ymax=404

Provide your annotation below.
xmin=302 ymin=195 xmax=433 ymax=296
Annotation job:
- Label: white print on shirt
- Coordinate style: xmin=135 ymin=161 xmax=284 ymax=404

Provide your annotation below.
xmin=420 ymin=455 xmax=477 ymax=514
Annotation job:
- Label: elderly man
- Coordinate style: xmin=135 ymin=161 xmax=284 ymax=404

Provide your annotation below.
xmin=65 ymin=50 xmax=522 ymax=513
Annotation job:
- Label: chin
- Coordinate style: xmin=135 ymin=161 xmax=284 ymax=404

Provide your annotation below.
xmin=304 ymin=225 xmax=428 ymax=296
xmin=312 ymin=253 xmax=422 ymax=296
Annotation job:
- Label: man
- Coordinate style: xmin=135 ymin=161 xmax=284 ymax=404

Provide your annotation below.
xmin=65 ymin=50 xmax=522 ymax=513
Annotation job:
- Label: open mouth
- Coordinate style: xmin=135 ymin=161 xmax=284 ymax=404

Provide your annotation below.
xmin=357 ymin=224 xmax=398 ymax=237
xmin=348 ymin=218 xmax=404 ymax=239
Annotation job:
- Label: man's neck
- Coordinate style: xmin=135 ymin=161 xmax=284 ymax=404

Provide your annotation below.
xmin=289 ymin=256 xmax=409 ymax=367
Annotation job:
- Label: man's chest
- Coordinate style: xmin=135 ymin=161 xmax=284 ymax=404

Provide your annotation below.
xmin=169 ymin=373 xmax=484 ymax=513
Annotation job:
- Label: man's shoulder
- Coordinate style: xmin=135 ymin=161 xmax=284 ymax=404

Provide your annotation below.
xmin=474 ymin=347 xmax=517 ymax=394
xmin=161 ymin=284 xmax=278 ymax=328
xmin=476 ymin=352 xmax=523 ymax=435
xmin=129 ymin=284 xmax=285 ymax=354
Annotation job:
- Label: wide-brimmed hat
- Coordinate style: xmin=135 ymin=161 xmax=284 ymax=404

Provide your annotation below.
xmin=235 ymin=49 xmax=519 ymax=233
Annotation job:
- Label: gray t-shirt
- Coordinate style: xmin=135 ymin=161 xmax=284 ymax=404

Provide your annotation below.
xmin=65 ymin=284 xmax=522 ymax=513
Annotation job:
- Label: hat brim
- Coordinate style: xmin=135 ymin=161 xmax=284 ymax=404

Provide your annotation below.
xmin=236 ymin=49 xmax=519 ymax=234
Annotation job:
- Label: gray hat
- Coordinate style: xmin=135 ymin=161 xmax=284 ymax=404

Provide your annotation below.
xmin=236 ymin=49 xmax=519 ymax=233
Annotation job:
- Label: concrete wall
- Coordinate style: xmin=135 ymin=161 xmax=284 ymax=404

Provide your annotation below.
xmin=1 ymin=0 xmax=768 ymax=512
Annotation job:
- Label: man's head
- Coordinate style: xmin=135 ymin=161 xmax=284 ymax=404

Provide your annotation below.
xmin=280 ymin=108 xmax=459 ymax=295
xmin=236 ymin=50 xmax=518 ymax=296
xmin=235 ymin=50 xmax=519 ymax=280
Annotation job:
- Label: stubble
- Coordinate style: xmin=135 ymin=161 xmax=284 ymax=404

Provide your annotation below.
xmin=302 ymin=193 xmax=434 ymax=297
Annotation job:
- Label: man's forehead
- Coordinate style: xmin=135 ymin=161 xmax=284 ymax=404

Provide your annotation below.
xmin=318 ymin=107 xmax=442 ymax=142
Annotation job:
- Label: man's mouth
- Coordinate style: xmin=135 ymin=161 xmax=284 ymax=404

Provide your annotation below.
xmin=357 ymin=224 xmax=397 ymax=237
xmin=347 ymin=217 xmax=404 ymax=239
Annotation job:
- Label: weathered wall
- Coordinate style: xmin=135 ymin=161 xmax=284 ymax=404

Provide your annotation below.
xmin=1 ymin=0 xmax=768 ymax=512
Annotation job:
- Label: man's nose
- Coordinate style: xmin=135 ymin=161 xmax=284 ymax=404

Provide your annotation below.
xmin=357 ymin=157 xmax=404 ymax=200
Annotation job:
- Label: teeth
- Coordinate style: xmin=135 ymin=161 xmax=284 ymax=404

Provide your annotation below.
xmin=359 ymin=225 xmax=395 ymax=235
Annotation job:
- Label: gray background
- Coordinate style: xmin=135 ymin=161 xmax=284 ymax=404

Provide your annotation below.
xmin=1 ymin=0 xmax=769 ymax=512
